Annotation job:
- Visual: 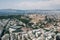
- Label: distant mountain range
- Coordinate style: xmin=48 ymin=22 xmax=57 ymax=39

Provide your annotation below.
xmin=0 ymin=9 xmax=60 ymax=16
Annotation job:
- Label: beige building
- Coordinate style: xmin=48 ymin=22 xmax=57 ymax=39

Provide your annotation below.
xmin=29 ymin=14 xmax=46 ymax=24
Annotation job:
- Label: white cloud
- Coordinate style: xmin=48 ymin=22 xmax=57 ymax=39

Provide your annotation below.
xmin=0 ymin=0 xmax=60 ymax=9
xmin=12 ymin=0 xmax=59 ymax=9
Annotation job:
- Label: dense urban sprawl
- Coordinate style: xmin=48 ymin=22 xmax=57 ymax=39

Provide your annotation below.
xmin=0 ymin=14 xmax=60 ymax=40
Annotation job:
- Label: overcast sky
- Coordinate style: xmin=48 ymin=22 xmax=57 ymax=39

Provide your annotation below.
xmin=0 ymin=0 xmax=60 ymax=10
